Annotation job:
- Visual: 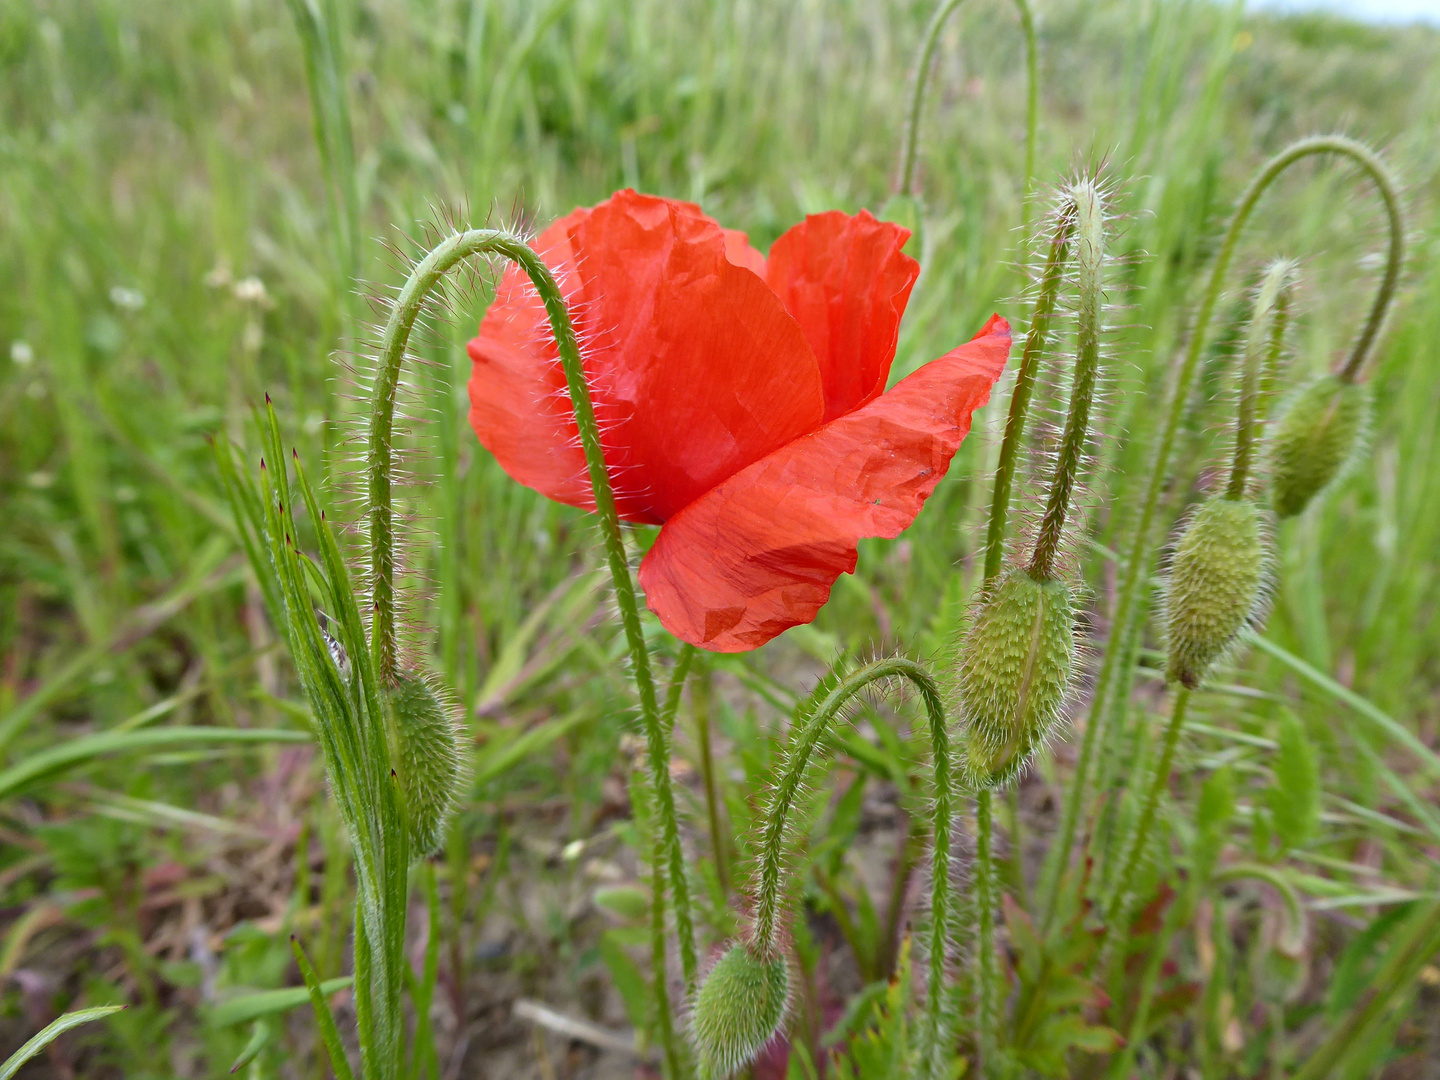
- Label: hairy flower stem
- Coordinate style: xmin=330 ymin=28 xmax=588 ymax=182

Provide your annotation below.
xmin=1100 ymin=688 xmax=1190 ymax=973
xmin=898 ymin=0 xmax=1038 ymax=231
xmin=983 ymin=197 xmax=1079 ymax=585
xmin=1228 ymin=260 xmax=1297 ymax=498
xmin=1027 ymin=180 xmax=1105 ymax=582
xmin=1042 ymin=136 xmax=1403 ymax=930
xmin=974 ymin=788 xmax=999 ymax=1075
xmin=1255 ymin=261 xmax=1297 ymax=422
xmin=750 ymin=658 xmax=954 ymax=1080
xmin=365 ymin=230 xmax=696 ymax=1069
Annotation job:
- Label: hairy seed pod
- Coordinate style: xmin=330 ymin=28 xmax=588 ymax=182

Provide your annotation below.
xmin=690 ymin=944 xmax=789 ymax=1080
xmin=958 ymin=567 xmax=1075 ymax=789
xmin=1165 ymin=496 xmax=1269 ymax=689
xmin=1267 ymin=374 xmax=1369 ymax=517
xmin=388 ymin=673 xmax=465 ymax=855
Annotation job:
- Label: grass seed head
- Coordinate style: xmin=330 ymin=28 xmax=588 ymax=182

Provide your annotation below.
xmin=690 ymin=942 xmax=790 ymax=1080
xmin=1267 ymin=374 xmax=1369 ymax=517
xmin=388 ymin=672 xmax=466 ymax=855
xmin=1165 ymin=495 xmax=1269 ymax=688
xmin=958 ymin=566 xmax=1075 ymax=789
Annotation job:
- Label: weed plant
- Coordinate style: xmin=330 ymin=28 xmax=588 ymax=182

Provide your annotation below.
xmin=1 ymin=0 xmax=1439 ymax=1077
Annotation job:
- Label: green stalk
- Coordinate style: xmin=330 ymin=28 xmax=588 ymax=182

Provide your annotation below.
xmin=1101 ymin=688 xmax=1190 ymax=969
xmin=1227 ymin=260 xmax=1297 ymax=499
xmin=1026 ymin=180 xmax=1105 ymax=582
xmin=1042 ymin=136 xmax=1404 ymax=928
xmin=974 ymin=788 xmax=998 ymax=1076
xmin=983 ymin=197 xmax=1079 ymax=585
xmin=364 ymin=230 xmax=696 ymax=1067
xmin=1255 ymin=260 xmax=1298 ymax=419
xmin=749 ymin=658 xmax=955 ymax=1080
xmin=1291 ymin=898 xmax=1440 ymax=1080
xmin=897 ymin=0 xmax=1038 ymax=228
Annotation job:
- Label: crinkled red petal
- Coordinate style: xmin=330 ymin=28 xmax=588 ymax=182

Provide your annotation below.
xmin=639 ymin=315 xmax=1011 ymax=652
xmin=765 ymin=210 xmax=919 ymax=422
xmin=467 ymin=190 xmax=822 ymax=524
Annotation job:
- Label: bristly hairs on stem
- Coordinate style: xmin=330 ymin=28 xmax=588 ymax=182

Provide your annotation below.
xmin=958 ymin=175 xmax=1110 ymax=1080
xmin=1040 ymin=135 xmax=1405 ymax=932
xmin=358 ymin=220 xmax=697 ymax=1076
xmin=696 ymin=656 xmax=955 ymax=1080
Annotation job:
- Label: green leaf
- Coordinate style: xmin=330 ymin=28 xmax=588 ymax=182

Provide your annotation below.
xmin=1266 ymin=710 xmax=1320 ymax=850
xmin=0 ymin=1005 xmax=126 ymax=1080
xmin=290 ymin=938 xmax=357 ymax=1080
xmin=598 ymin=930 xmax=650 ymax=1035
xmin=0 ymin=727 xmax=310 ymax=802
xmin=211 ymin=976 xmax=353 ymax=1027
xmin=593 ymin=885 xmax=650 ymax=923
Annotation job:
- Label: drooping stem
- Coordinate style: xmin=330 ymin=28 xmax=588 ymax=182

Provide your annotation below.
xmin=1042 ymin=136 xmax=1403 ymax=928
xmin=749 ymin=658 xmax=954 ymax=1079
xmin=897 ymin=0 xmax=1038 ymax=227
xmin=983 ymin=196 xmax=1078 ymax=585
xmin=1027 ymin=180 xmax=1105 ymax=582
xmin=1101 ymin=688 xmax=1190 ymax=969
xmin=364 ymin=229 xmax=696 ymax=1063
xmin=1228 ymin=260 xmax=1297 ymax=499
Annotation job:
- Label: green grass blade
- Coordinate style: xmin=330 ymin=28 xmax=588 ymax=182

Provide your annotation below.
xmin=1254 ymin=636 xmax=1440 ymax=778
xmin=211 ymin=977 xmax=353 ymax=1027
xmin=0 ymin=728 xmax=309 ymax=802
xmin=0 ymin=1005 xmax=126 ymax=1080
xmin=290 ymin=937 xmax=358 ymax=1080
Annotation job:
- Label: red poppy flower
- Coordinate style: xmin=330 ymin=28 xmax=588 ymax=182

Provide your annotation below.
xmin=468 ymin=190 xmax=1010 ymax=652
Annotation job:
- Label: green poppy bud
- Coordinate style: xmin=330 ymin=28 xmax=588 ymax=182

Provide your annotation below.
xmin=1267 ymin=374 xmax=1369 ymax=518
xmin=958 ymin=567 xmax=1075 ymax=789
xmin=1165 ymin=496 xmax=1269 ymax=689
xmin=879 ymin=193 xmax=924 ymax=257
xmin=388 ymin=673 xmax=465 ymax=855
xmin=690 ymin=943 xmax=790 ymax=1080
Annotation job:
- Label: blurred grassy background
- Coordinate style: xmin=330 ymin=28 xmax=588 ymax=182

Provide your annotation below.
xmin=1 ymin=0 xmax=1439 ymax=1075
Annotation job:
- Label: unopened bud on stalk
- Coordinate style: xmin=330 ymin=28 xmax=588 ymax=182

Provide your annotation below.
xmin=690 ymin=943 xmax=790 ymax=1080
xmin=1267 ymin=374 xmax=1369 ymax=518
xmin=1165 ymin=496 xmax=1269 ymax=689
xmin=958 ymin=567 xmax=1075 ymax=789
xmin=388 ymin=673 xmax=465 ymax=855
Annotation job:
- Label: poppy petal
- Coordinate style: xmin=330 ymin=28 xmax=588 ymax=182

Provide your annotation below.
xmin=765 ymin=210 xmax=920 ymax=422
xmin=639 ymin=315 xmax=1011 ymax=652
xmin=468 ymin=190 xmax=824 ymax=524
xmin=465 ymin=208 xmax=595 ymax=514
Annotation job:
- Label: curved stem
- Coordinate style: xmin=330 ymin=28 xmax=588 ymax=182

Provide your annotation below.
xmin=1228 ymin=259 xmax=1297 ymax=499
xmin=1043 ymin=136 xmax=1402 ymax=928
xmin=898 ymin=0 xmax=1038 ymax=223
xmin=749 ymin=657 xmax=954 ymax=1079
xmin=983 ymin=196 xmax=1078 ymax=585
xmin=1027 ymin=180 xmax=1105 ymax=581
xmin=365 ymin=230 xmax=696 ymax=1063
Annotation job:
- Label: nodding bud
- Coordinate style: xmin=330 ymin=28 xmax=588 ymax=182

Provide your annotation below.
xmin=388 ymin=673 xmax=465 ymax=855
xmin=1267 ymin=374 xmax=1369 ymax=518
xmin=958 ymin=567 xmax=1075 ymax=789
xmin=690 ymin=943 xmax=790 ymax=1080
xmin=878 ymin=193 xmax=923 ymax=256
xmin=1165 ymin=496 xmax=1269 ymax=689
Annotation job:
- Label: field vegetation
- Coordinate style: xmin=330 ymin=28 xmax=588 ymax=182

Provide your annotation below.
xmin=2 ymin=0 xmax=1439 ymax=1077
